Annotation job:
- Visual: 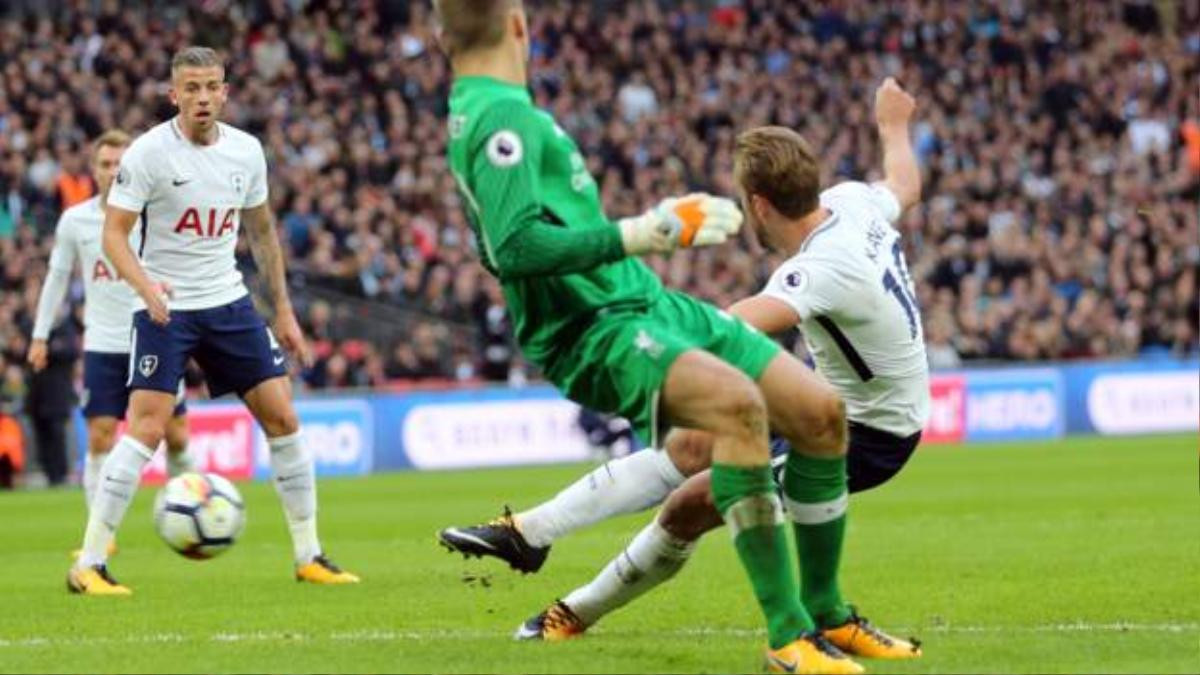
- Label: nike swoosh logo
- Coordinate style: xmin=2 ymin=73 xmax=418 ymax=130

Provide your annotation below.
xmin=447 ymin=530 xmax=497 ymax=552
xmin=104 ymin=476 xmax=133 ymax=485
xmin=172 ymin=179 xmax=191 ymax=187
xmin=275 ymin=472 xmax=306 ymax=483
xmin=766 ymin=654 xmax=798 ymax=673
xmin=273 ymin=354 xmax=286 ymax=366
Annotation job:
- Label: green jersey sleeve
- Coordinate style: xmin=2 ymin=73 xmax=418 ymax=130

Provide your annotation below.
xmin=467 ymin=100 xmax=625 ymax=281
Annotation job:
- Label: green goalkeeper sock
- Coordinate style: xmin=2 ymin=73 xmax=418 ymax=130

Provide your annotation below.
xmin=782 ymin=453 xmax=851 ymax=628
xmin=711 ymin=462 xmax=814 ymax=648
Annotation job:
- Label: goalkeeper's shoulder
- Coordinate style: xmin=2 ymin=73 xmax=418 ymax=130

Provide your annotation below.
xmin=467 ymin=97 xmax=546 ymax=147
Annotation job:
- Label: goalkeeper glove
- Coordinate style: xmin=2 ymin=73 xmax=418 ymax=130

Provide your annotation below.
xmin=618 ymin=193 xmax=743 ymax=255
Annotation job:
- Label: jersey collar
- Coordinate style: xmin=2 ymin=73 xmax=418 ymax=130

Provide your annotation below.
xmin=170 ymin=116 xmax=223 ymax=146
xmin=799 ymin=211 xmax=840 ymax=253
xmin=451 ymin=76 xmax=532 ymax=104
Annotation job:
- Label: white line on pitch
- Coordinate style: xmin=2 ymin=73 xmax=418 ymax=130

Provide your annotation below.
xmin=1 ymin=622 xmax=1196 ymax=648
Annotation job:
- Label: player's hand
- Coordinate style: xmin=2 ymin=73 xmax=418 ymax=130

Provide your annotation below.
xmin=26 ymin=339 xmax=48 ymax=372
xmin=618 ymin=193 xmax=743 ymax=255
xmin=272 ymin=310 xmax=313 ymax=369
xmin=141 ymin=281 xmax=173 ymax=325
xmin=874 ymin=77 xmax=916 ymax=129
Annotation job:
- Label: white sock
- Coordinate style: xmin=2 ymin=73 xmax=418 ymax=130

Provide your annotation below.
xmin=562 ymin=520 xmax=696 ymax=626
xmin=269 ymin=431 xmax=321 ymax=564
xmin=516 ymin=449 xmax=686 ymax=548
xmin=82 ymin=451 xmax=108 ymax=512
xmin=166 ymin=445 xmax=194 ymax=477
xmin=77 ymin=437 xmax=152 ymax=568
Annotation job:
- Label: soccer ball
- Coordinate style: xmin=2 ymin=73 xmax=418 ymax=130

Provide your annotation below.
xmin=153 ymin=472 xmax=246 ymax=560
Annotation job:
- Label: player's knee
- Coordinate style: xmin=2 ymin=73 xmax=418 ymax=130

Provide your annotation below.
xmin=711 ymin=374 xmax=768 ymax=442
xmin=659 ymin=480 xmax=722 ymax=542
xmin=665 ymin=430 xmax=712 ymax=477
xmin=164 ymin=417 xmax=189 ymax=452
xmin=88 ymin=419 xmax=118 ymax=454
xmin=127 ymin=414 xmax=167 ymax=448
xmin=809 ymin=392 xmax=848 ymax=458
xmin=259 ymin=407 xmax=300 ymax=438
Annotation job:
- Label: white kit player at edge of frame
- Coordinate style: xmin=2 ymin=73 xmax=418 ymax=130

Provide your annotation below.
xmin=27 ymin=130 xmax=193 ymax=562
xmin=66 ymin=45 xmax=359 ymax=597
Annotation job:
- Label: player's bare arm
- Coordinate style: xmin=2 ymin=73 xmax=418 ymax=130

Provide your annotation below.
xmin=241 ymin=202 xmax=311 ymax=366
xmin=727 ymin=295 xmax=802 ymax=337
xmin=102 ymin=205 xmax=170 ymax=325
xmin=875 ymin=77 xmax=921 ymax=211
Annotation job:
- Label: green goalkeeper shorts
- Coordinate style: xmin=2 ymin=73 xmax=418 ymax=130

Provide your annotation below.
xmin=544 ymin=290 xmax=782 ymax=446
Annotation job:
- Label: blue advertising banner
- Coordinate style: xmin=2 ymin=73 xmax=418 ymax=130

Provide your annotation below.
xmin=370 ymin=385 xmax=593 ymax=471
xmin=68 ymin=356 xmax=1197 ymax=478
xmin=963 ymin=368 xmax=1064 ymax=442
xmin=1061 ymin=358 xmax=1199 ymax=435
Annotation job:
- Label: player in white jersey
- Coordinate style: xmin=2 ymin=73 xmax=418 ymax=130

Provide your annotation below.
xmin=447 ymin=79 xmax=928 ymax=663
xmin=29 ymin=131 xmax=192 ymax=558
xmin=67 ymin=47 xmax=358 ymax=595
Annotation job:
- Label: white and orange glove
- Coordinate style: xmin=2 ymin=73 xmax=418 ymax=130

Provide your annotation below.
xmin=618 ymin=193 xmax=743 ymax=255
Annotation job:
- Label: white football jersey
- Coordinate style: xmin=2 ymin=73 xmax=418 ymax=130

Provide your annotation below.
xmin=761 ymin=182 xmax=930 ymax=437
xmin=39 ymin=196 xmax=136 ymax=353
xmin=107 ymin=118 xmax=268 ymax=311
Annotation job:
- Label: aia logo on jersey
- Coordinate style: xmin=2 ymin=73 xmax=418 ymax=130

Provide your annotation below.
xmin=174 ymin=208 xmax=237 ymax=238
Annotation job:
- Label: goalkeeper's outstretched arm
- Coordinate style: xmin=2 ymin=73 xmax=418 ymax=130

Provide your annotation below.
xmin=465 ymin=102 xmax=740 ymax=281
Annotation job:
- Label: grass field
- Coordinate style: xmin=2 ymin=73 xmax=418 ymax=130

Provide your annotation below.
xmin=0 ymin=434 xmax=1195 ymax=673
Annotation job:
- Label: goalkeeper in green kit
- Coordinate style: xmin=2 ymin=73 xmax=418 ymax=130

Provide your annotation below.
xmin=434 ymin=1 xmax=863 ymax=672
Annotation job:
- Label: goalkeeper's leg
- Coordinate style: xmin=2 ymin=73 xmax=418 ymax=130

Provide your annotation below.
xmin=657 ymin=350 xmax=813 ymax=651
xmin=539 ymin=464 xmax=920 ymax=660
xmin=757 ymin=354 xmax=853 ymax=629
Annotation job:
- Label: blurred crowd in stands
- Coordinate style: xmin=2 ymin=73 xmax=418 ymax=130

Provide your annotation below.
xmin=0 ymin=0 xmax=1196 ymax=412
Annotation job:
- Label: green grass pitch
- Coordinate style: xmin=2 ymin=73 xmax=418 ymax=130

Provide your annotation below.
xmin=0 ymin=434 xmax=1195 ymax=673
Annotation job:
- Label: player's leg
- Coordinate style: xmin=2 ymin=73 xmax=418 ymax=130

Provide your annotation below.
xmin=519 ymin=471 xmax=719 ymax=640
xmin=506 ymin=427 xmax=714 ymax=556
xmin=663 ymin=351 xmax=861 ymax=673
xmin=241 ymin=376 xmax=358 ymax=584
xmin=69 ymin=323 xmax=194 ymax=595
xmin=69 ymin=389 xmax=175 ymax=595
xmin=659 ymin=349 xmax=822 ymax=655
xmin=70 ymin=415 xmax=122 ymax=561
xmin=82 ymin=416 xmax=119 ymax=510
xmin=194 ymin=296 xmax=356 ymax=584
xmin=163 ymin=387 xmax=193 ymax=478
xmin=760 ymin=370 xmax=923 ymax=661
xmin=755 ymin=353 xmax=853 ymax=631
xmin=74 ymin=351 xmax=138 ymax=559
xmin=509 ymin=444 xmax=690 ymax=548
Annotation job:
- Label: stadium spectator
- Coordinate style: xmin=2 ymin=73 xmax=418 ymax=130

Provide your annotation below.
xmin=23 ymin=308 xmax=79 ymax=486
xmin=0 ymin=0 xmax=1195 ymax=394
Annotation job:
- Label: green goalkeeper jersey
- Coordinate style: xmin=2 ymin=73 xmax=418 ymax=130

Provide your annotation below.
xmin=446 ymin=76 xmax=663 ymax=366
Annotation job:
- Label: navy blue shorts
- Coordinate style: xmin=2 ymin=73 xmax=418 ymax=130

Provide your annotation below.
xmin=771 ymin=422 xmax=922 ymax=493
xmin=82 ymin=351 xmax=187 ymax=420
xmin=129 ymin=295 xmax=287 ymax=399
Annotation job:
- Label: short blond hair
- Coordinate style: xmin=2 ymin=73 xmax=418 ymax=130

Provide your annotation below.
xmin=433 ymin=0 xmax=521 ymax=57
xmin=91 ymin=129 xmax=131 ymax=157
xmin=733 ymin=126 xmax=821 ymax=219
xmin=171 ymin=46 xmax=223 ymax=74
